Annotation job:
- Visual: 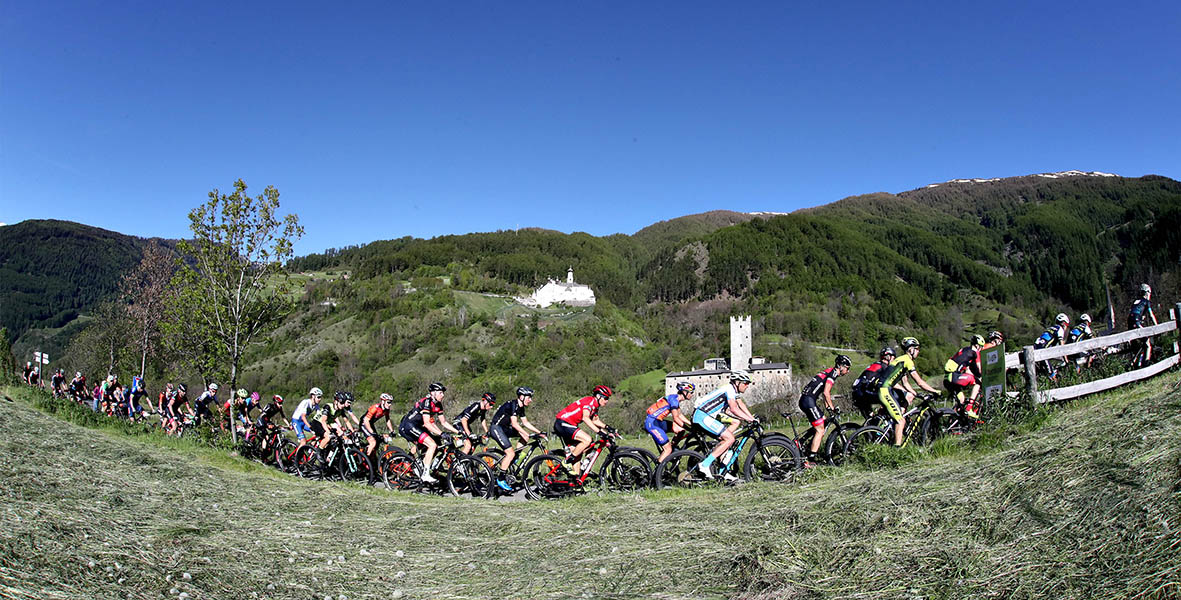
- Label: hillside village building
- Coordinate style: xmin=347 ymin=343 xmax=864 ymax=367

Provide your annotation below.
xmin=665 ymin=316 xmax=795 ymax=409
xmin=518 ymin=267 xmax=596 ymax=308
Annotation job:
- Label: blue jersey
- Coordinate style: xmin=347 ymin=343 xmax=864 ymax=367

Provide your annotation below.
xmin=694 ymin=384 xmax=739 ymax=417
xmin=645 ymin=393 xmax=682 ymax=420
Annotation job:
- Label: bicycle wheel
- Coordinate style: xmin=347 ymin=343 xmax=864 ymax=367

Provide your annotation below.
xmin=600 ymin=451 xmax=652 ymax=492
xmin=382 ymin=451 xmax=422 ymax=492
xmin=841 ymin=426 xmax=891 ymax=463
xmin=522 ymin=453 xmax=576 ymax=500
xmin=293 ymin=445 xmax=323 ymax=479
xmin=743 ymin=437 xmax=801 ymax=483
xmin=822 ymin=423 xmax=861 ymax=467
xmin=619 ymin=446 xmax=659 ymax=471
xmin=338 ymin=446 xmax=374 ymax=485
xmin=447 ymin=455 xmax=495 ymax=499
xmin=653 ymin=450 xmax=711 ymax=490
xmin=474 ymin=451 xmax=503 ymax=474
xmin=273 ymin=439 xmax=297 ymax=472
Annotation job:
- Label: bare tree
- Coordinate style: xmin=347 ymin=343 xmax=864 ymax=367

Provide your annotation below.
xmin=120 ymin=241 xmax=175 ymax=379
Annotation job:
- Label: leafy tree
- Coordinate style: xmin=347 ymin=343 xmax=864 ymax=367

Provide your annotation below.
xmin=0 ymin=327 xmax=15 ymax=384
xmin=175 ymin=179 xmax=303 ymax=441
xmin=66 ymin=301 xmax=131 ymax=378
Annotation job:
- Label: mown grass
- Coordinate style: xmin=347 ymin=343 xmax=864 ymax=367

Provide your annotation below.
xmin=2 ymin=377 xmax=1181 ymax=599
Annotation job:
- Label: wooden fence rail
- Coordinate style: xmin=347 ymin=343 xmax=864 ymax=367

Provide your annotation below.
xmin=1006 ymin=302 xmax=1181 ymax=403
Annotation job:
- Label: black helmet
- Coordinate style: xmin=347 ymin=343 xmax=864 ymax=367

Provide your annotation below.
xmin=178 ymin=383 xmax=187 ymax=393
xmin=835 ymin=354 xmax=852 ymax=368
xmin=334 ymin=391 xmax=345 ymax=401
xmin=481 ymin=392 xmax=497 ymax=404
xmin=880 ymin=347 xmax=896 ymax=358
xmin=428 ymin=382 xmax=446 ymax=393
xmin=516 ymin=386 xmax=534 ymax=397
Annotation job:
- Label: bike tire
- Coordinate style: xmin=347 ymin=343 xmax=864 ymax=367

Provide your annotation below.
xmin=653 ymin=449 xmax=710 ymax=490
xmin=381 ymin=450 xmax=422 ymax=492
xmin=619 ymin=446 xmax=659 ymax=471
xmin=338 ymin=446 xmax=374 ymax=485
xmin=447 ymin=455 xmax=495 ymax=499
xmin=293 ymin=445 xmax=323 ymax=479
xmin=822 ymin=422 xmax=862 ymax=467
xmin=841 ymin=425 xmax=891 ymax=463
xmin=522 ymin=453 xmax=576 ymax=500
xmin=600 ymin=450 xmax=652 ymax=492
xmin=743 ymin=437 xmax=801 ymax=483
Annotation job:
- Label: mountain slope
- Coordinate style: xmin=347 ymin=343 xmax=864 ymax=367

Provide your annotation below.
xmin=4 ymin=375 xmax=1179 ymax=599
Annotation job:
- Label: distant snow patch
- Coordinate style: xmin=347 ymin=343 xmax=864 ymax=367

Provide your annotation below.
xmin=748 ymin=211 xmax=789 ymax=217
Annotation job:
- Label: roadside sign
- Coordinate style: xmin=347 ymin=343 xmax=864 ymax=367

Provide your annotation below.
xmin=981 ymin=342 xmax=1006 ymax=403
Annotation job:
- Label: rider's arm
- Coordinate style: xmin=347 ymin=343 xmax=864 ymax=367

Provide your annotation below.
xmin=438 ymin=414 xmax=461 ymax=435
xmin=909 ymin=371 xmax=939 ymax=394
xmin=822 ymin=380 xmax=836 ymax=411
xmin=510 ymin=415 xmax=531 ymax=438
xmin=670 ymin=408 xmax=689 ymax=431
xmin=458 ymin=416 xmax=473 ymax=436
xmin=728 ymin=398 xmax=758 ymax=422
xmin=423 ymin=413 xmax=443 ymax=436
xmin=581 ymin=408 xmax=601 ymax=434
xmin=480 ymin=417 xmax=490 ymax=435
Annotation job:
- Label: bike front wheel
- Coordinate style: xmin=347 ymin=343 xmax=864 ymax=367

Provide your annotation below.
xmin=447 ymin=455 xmax=495 ymax=499
xmin=743 ymin=437 xmax=802 ymax=482
xmin=653 ymin=450 xmax=712 ymax=490
xmin=600 ymin=451 xmax=652 ymax=492
xmin=522 ymin=453 xmax=577 ymax=500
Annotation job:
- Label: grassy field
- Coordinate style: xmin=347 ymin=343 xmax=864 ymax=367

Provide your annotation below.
xmin=2 ymin=377 xmax=1180 ymax=599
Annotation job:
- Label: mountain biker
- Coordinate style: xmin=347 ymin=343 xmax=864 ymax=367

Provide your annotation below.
xmin=157 ymin=383 xmax=175 ymax=418
xmin=256 ymin=394 xmax=290 ymax=453
xmin=167 ymin=383 xmax=192 ymax=433
xmin=398 ymin=383 xmax=461 ymax=483
xmin=878 ymin=337 xmax=940 ymax=447
xmin=454 ymin=392 xmax=496 ymax=454
xmin=1033 ymin=314 xmax=1071 ymax=380
xmin=222 ymin=388 xmax=253 ymax=433
xmin=691 ymin=371 xmax=759 ymax=480
xmin=1128 ymin=284 xmax=1158 ymax=363
xmin=291 ymin=387 xmax=323 ymax=448
xmin=491 ymin=387 xmax=545 ymax=492
xmin=127 ymin=376 xmax=149 ymax=420
xmin=1066 ymin=314 xmax=1096 ymax=370
xmin=799 ymin=355 xmax=852 ymax=464
xmin=981 ymin=330 xmax=1005 ymax=352
xmin=51 ymin=369 xmax=66 ymax=396
xmin=193 ymin=383 xmax=218 ymax=428
xmin=23 ymin=362 xmax=32 ymax=384
xmin=361 ymin=393 xmax=396 ymax=459
xmin=69 ymin=372 xmax=87 ymax=403
xmin=554 ymin=385 xmax=616 ymax=480
xmin=944 ymin=335 xmax=985 ymax=419
xmin=314 ymin=391 xmax=357 ymax=452
xmin=644 ymin=382 xmax=695 ymax=464
xmin=851 ymin=347 xmax=895 ymax=418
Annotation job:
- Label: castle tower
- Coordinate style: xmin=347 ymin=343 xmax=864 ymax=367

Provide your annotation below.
xmin=730 ymin=315 xmax=751 ymax=371
xmin=567 ymin=267 xmax=574 ymax=284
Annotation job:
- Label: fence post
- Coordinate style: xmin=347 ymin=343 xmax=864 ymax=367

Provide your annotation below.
xmin=1023 ymin=345 xmax=1039 ymax=400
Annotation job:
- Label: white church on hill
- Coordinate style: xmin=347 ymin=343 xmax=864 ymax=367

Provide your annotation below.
xmin=518 ymin=267 xmax=596 ymax=308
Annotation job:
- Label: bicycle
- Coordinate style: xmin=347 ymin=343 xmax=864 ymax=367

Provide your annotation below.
xmin=841 ymin=393 xmax=943 ymax=460
xmin=383 ymin=435 xmax=495 ymax=499
xmin=783 ymin=406 xmax=861 ymax=466
xmin=473 ymin=433 xmax=555 ymax=497
xmin=652 ymin=420 xmax=801 ymax=489
xmin=522 ymin=430 xmax=652 ymax=500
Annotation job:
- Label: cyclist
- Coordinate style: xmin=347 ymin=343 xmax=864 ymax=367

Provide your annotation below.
xmin=69 ymin=371 xmax=87 ymax=404
xmin=313 ymin=391 xmax=357 ymax=451
xmin=398 ymin=383 xmax=461 ymax=483
xmin=22 ymin=362 xmax=32 ymax=384
xmin=691 ymin=371 xmax=759 ymax=480
xmin=1033 ymin=314 xmax=1071 ymax=380
xmin=1128 ymin=284 xmax=1158 ymax=363
xmin=361 ymin=393 xmax=396 ymax=459
xmin=554 ymin=385 xmax=615 ymax=479
xmin=944 ymin=335 xmax=985 ymax=419
xmin=454 ymin=392 xmax=496 ymax=454
xmin=51 ymin=369 xmax=66 ymax=397
xmin=291 ymin=387 xmax=323 ymax=448
xmin=128 ymin=376 xmax=149 ymax=421
xmin=644 ymin=382 xmax=695 ymax=464
xmin=157 ymin=383 xmax=175 ymax=418
xmin=1067 ymin=314 xmax=1096 ymax=371
xmin=193 ymin=383 xmax=219 ymax=429
xmin=491 ymin=387 xmax=545 ymax=492
xmin=799 ymin=355 xmax=852 ymax=464
xmin=222 ymin=389 xmax=252 ymax=433
xmin=167 ymin=383 xmax=192 ymax=434
xmin=256 ymin=394 xmax=289 ymax=453
xmin=878 ymin=337 xmax=941 ymax=447
xmin=851 ymin=347 xmax=895 ymax=418
xmin=981 ymin=330 xmax=1005 ymax=352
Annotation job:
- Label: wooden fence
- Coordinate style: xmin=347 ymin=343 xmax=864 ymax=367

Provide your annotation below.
xmin=1003 ymin=303 xmax=1181 ymax=404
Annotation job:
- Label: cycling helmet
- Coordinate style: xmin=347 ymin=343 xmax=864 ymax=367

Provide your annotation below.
xmin=880 ymin=347 xmax=896 ymax=358
xmin=1079 ymin=313 xmax=1092 ymax=323
xmin=481 ymin=392 xmax=497 ymax=404
xmin=236 ymin=388 xmax=249 ymax=399
xmin=309 ymin=387 xmax=323 ymax=397
xmin=676 ymin=382 xmax=696 ymax=394
xmin=107 ymin=375 xmax=115 ymax=383
xmin=593 ymin=385 xmax=614 ymax=398
xmin=901 ymin=337 xmax=920 ymax=350
xmin=1055 ymin=313 xmax=1069 ymax=324
xmin=379 ymin=393 xmax=393 ymax=402
xmin=250 ymin=392 xmax=260 ymax=402
xmin=1141 ymin=283 xmax=1152 ymax=296
xmin=971 ymin=334 xmax=986 ymax=346
xmin=344 ymin=392 xmax=355 ymax=403
xmin=835 ymin=354 xmax=852 ymax=368
xmin=516 ymin=386 xmax=534 ymax=397
xmin=273 ymin=394 xmax=284 ymax=404
xmin=428 ymin=382 xmax=446 ymax=393
xmin=75 ymin=371 xmax=82 ymax=378
xmin=333 ymin=391 xmax=344 ymax=401
xmin=208 ymin=383 xmax=218 ymax=391
xmin=729 ymin=371 xmax=753 ymax=384
xmin=178 ymin=383 xmax=187 ymax=393
xmin=988 ymin=330 xmax=1004 ymax=342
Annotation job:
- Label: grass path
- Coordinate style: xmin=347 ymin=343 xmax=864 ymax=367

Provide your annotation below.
xmin=2 ymin=380 xmax=1179 ymax=599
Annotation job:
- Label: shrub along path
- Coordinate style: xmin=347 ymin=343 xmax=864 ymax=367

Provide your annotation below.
xmin=1 ymin=380 xmax=1179 ymax=599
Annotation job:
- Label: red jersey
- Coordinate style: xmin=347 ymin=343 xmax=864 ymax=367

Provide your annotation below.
xmin=556 ymin=396 xmax=600 ymax=426
xmin=364 ymin=403 xmax=390 ymax=423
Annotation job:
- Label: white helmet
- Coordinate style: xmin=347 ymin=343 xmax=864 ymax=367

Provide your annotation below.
xmin=729 ymin=370 xmax=753 ymax=384
xmin=1079 ymin=313 xmax=1092 ymax=323
xmin=1055 ymin=313 xmax=1070 ymax=324
xmin=1141 ymin=283 xmax=1151 ymax=296
xmin=309 ymin=387 xmax=323 ymax=397
xmin=209 ymin=383 xmax=219 ymax=391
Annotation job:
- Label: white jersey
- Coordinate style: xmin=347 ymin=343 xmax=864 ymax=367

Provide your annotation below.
xmin=292 ymin=398 xmax=317 ymax=422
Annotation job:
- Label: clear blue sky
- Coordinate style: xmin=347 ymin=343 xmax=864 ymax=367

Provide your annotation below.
xmin=2 ymin=1 xmax=1178 ymax=255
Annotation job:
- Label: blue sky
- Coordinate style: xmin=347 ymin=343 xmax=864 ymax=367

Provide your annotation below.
xmin=2 ymin=1 xmax=1178 ymax=255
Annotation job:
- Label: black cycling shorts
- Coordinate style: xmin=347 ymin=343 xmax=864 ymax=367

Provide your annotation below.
xmin=553 ymin=419 xmax=580 ymax=446
xmin=489 ymin=423 xmax=518 ymax=450
xmin=309 ymin=420 xmax=327 ymax=439
xmin=798 ymin=395 xmax=825 ymax=426
xmin=361 ymin=425 xmax=383 ymax=440
xmin=399 ymin=420 xmax=428 ymax=445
